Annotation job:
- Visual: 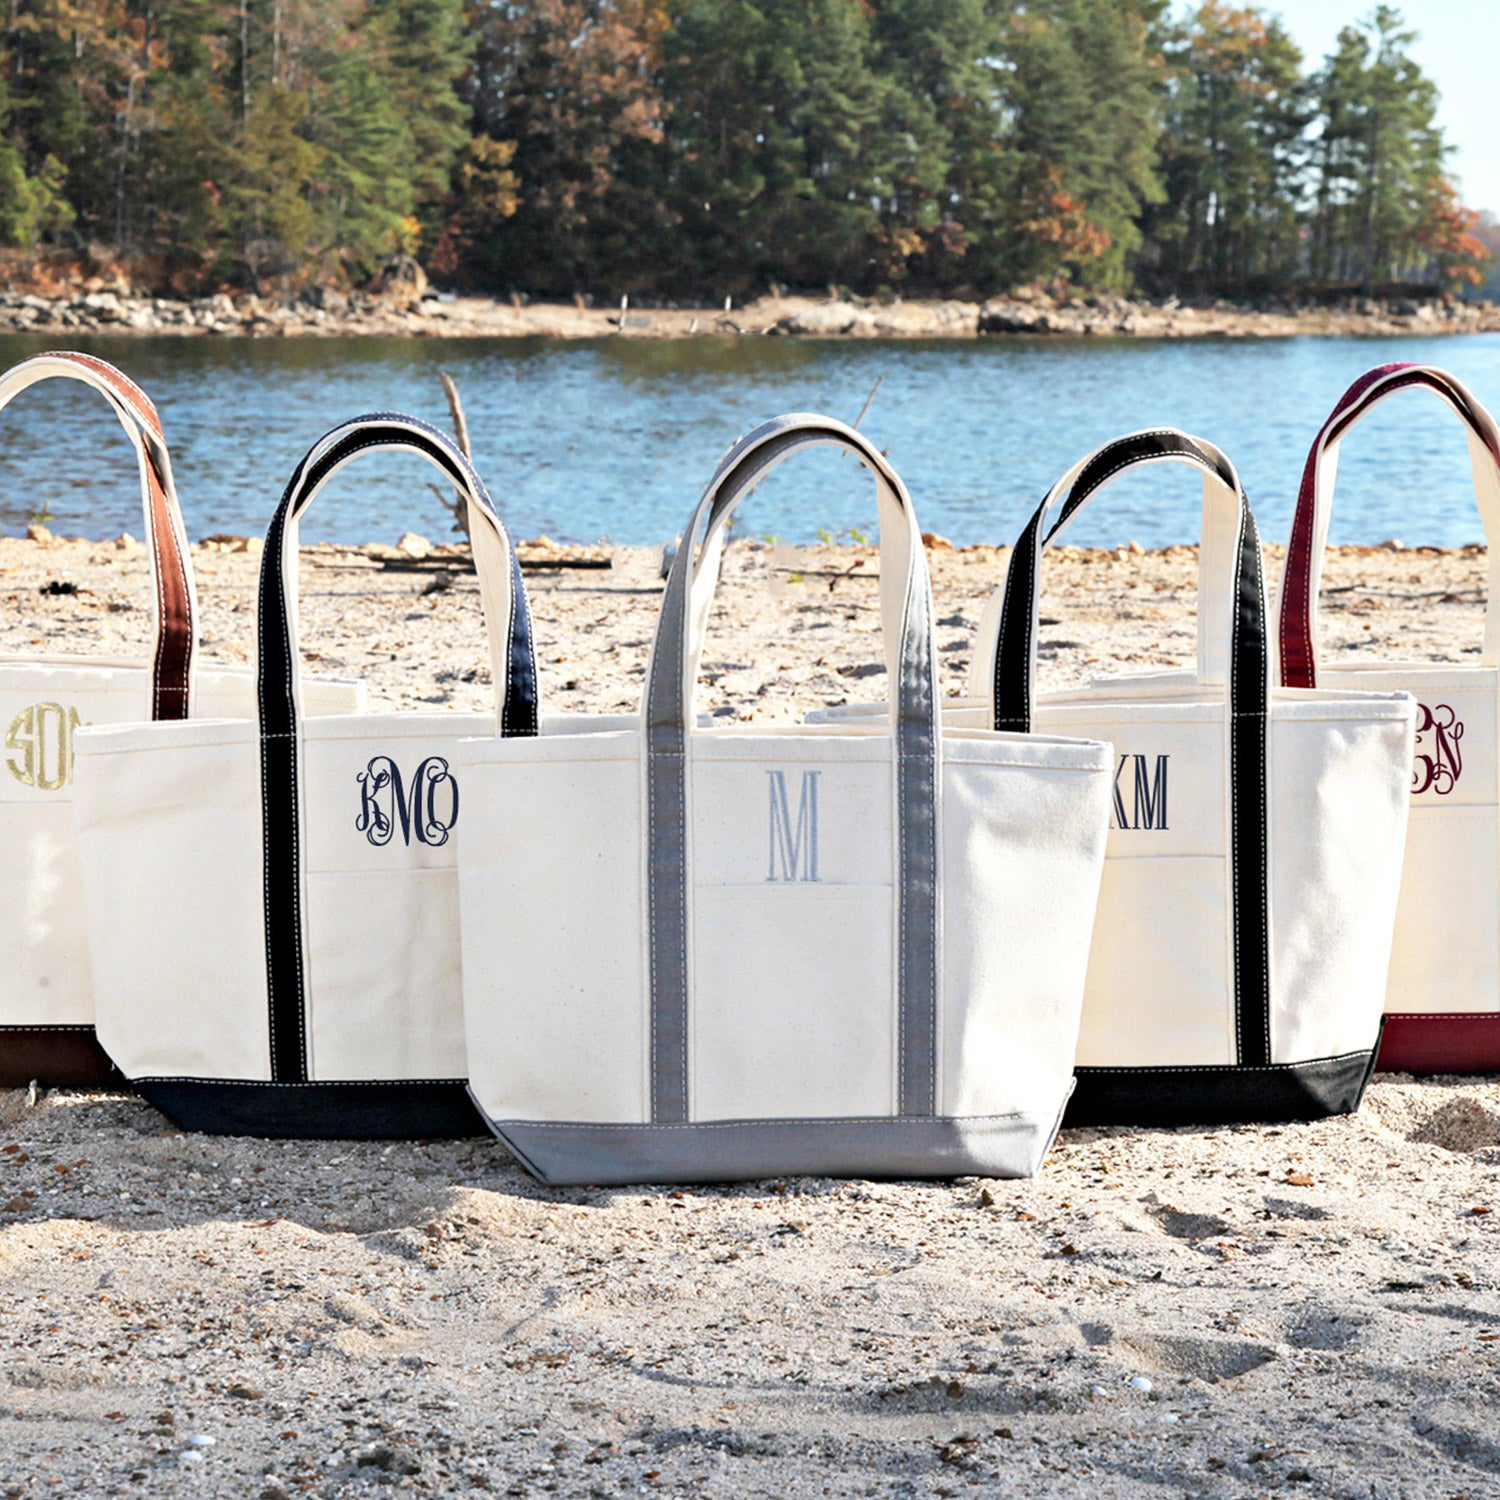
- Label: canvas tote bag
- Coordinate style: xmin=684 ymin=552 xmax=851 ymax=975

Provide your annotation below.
xmin=73 ymin=413 xmax=539 ymax=1138
xmin=827 ymin=430 xmax=1418 ymax=1122
xmin=0 ymin=351 xmax=363 ymax=1088
xmin=1277 ymin=363 xmax=1500 ymax=1072
xmin=970 ymin=430 xmax=1415 ymax=1124
xmin=458 ymin=414 xmax=1114 ymax=1186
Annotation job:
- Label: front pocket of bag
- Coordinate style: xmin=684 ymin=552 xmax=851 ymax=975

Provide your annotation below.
xmin=690 ymin=884 xmax=894 ymax=1120
xmin=305 ymin=868 xmax=466 ymax=1081
xmin=1076 ymin=855 xmax=1233 ymax=1068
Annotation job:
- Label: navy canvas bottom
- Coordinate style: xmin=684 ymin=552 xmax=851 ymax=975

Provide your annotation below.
xmin=476 ymin=1089 xmax=1072 ymax=1186
xmin=1064 ymin=1045 xmax=1381 ymax=1128
xmin=139 ymin=1078 xmax=486 ymax=1139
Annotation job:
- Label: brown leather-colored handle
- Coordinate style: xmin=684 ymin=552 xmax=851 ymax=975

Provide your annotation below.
xmin=0 ymin=352 xmax=194 ymax=719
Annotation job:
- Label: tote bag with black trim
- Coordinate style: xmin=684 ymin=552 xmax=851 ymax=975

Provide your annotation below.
xmin=0 ymin=352 xmax=363 ymax=1089
xmin=1277 ymin=363 xmax=1500 ymax=1073
xmin=73 ymin=414 xmax=538 ymax=1138
xmin=457 ymin=414 xmax=1115 ymax=1186
xmin=819 ymin=430 xmax=1417 ymax=1125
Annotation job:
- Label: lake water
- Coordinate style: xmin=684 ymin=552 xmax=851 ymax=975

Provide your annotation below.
xmin=2 ymin=330 xmax=1499 ymax=550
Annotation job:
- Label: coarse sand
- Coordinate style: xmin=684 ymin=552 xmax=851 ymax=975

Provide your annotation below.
xmin=0 ymin=532 xmax=1496 ymax=1500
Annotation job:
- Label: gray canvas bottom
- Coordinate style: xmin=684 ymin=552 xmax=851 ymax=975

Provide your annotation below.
xmin=474 ymin=1091 xmax=1073 ymax=1187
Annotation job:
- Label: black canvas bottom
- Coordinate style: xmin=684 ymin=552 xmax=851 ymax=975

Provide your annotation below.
xmin=138 ymin=1078 xmax=486 ymax=1140
xmin=1064 ymin=1044 xmax=1381 ymax=1129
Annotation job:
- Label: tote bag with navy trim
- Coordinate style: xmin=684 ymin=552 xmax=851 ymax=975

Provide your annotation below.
xmin=457 ymin=414 xmax=1114 ymax=1186
xmin=978 ymin=431 xmax=1415 ymax=1124
xmin=72 ymin=415 xmax=537 ymax=1138
xmin=818 ymin=430 xmax=1417 ymax=1125
xmin=1277 ymin=363 xmax=1500 ymax=1073
xmin=0 ymin=352 xmax=364 ymax=1089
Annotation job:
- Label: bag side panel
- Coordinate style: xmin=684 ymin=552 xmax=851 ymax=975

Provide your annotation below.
xmin=75 ymin=734 xmax=268 ymax=1080
xmin=940 ymin=753 xmax=1109 ymax=1120
xmin=458 ymin=740 xmax=648 ymax=1124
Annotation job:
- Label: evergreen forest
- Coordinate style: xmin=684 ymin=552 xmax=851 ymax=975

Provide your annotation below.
xmin=0 ymin=1 xmax=1487 ymax=300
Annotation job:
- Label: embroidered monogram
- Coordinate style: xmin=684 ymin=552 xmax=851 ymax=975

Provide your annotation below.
xmin=356 ymin=755 xmax=460 ymax=847
xmin=5 ymin=702 xmax=84 ymax=790
xmin=1412 ymin=703 xmax=1464 ymax=796
xmin=1111 ymin=753 xmax=1169 ymax=831
xmin=767 ymin=769 xmax=820 ymax=882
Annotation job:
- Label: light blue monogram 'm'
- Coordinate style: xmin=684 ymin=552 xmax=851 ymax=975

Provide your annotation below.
xmin=767 ymin=770 xmax=820 ymax=882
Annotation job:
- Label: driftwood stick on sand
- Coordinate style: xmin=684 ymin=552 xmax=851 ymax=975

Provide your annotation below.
xmin=424 ymin=370 xmax=477 ymax=540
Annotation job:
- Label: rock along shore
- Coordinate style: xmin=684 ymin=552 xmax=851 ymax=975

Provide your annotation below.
xmin=0 ymin=284 xmax=1497 ymax=340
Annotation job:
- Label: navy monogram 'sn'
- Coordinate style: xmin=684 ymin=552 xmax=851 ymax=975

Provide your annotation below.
xmin=1110 ymin=753 xmax=1168 ymax=831
xmin=767 ymin=769 xmax=820 ymax=882
xmin=356 ymin=755 xmax=460 ymax=847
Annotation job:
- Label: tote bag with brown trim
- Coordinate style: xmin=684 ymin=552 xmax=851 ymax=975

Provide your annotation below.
xmin=0 ymin=352 xmax=364 ymax=1089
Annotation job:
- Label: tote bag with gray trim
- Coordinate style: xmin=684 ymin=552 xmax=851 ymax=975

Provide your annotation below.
xmin=73 ymin=414 xmax=537 ymax=1138
xmin=820 ymin=431 xmax=1416 ymax=1126
xmin=1276 ymin=364 xmax=1500 ymax=1074
xmin=457 ymin=414 xmax=1115 ymax=1186
xmin=0 ymin=351 xmax=364 ymax=1089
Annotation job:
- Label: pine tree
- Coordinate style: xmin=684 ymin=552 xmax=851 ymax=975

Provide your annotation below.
xmin=1147 ymin=3 xmax=1308 ymax=293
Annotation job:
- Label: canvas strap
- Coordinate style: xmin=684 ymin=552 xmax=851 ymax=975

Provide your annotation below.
xmin=1277 ymin=363 xmax=1500 ymax=687
xmin=644 ymin=415 xmax=942 ymax=1122
xmin=257 ymin=414 xmax=538 ymax=1082
xmin=0 ymin=352 xmax=194 ymax=719
xmin=989 ymin=430 xmax=1273 ymax=1067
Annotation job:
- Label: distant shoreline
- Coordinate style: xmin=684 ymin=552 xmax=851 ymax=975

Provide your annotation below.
xmin=1 ymin=288 xmax=1497 ymax=341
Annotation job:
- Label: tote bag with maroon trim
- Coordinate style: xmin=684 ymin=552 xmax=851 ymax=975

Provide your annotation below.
xmin=1277 ymin=363 xmax=1500 ymax=1073
xmin=0 ymin=352 xmax=364 ymax=1089
xmin=74 ymin=414 xmax=539 ymax=1139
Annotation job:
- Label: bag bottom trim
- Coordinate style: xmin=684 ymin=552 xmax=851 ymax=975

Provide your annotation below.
xmin=475 ymin=1092 xmax=1072 ymax=1186
xmin=0 ymin=1025 xmax=121 ymax=1090
xmin=137 ymin=1077 xmax=486 ymax=1139
xmin=1065 ymin=1045 xmax=1380 ymax=1127
xmin=1377 ymin=1012 xmax=1500 ymax=1074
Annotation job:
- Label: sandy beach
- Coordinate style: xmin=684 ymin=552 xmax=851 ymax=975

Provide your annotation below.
xmin=1 ymin=533 xmax=1497 ymax=1498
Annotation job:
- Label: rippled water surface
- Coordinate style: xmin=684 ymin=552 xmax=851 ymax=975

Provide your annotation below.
xmin=3 ymin=330 xmax=1499 ymax=548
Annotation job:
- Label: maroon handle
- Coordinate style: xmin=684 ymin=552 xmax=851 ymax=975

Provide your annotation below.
xmin=1279 ymin=363 xmax=1500 ymax=689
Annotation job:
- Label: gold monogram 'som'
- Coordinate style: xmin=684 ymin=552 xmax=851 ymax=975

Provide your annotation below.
xmin=1412 ymin=702 xmax=1464 ymax=797
xmin=6 ymin=702 xmax=85 ymax=790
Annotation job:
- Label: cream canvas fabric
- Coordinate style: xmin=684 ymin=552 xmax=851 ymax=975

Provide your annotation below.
xmin=825 ymin=429 xmax=1415 ymax=1125
xmin=73 ymin=414 xmax=533 ymax=1138
xmin=458 ymin=414 xmax=1114 ymax=1186
xmin=1276 ymin=363 xmax=1500 ymax=1072
xmin=0 ymin=352 xmax=363 ymax=1088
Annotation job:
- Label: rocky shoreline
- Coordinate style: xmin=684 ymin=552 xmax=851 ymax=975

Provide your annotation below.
xmin=0 ymin=283 xmax=1496 ymax=341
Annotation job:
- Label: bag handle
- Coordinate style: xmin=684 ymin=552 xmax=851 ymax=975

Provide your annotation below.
xmin=643 ymin=414 xmax=942 ymax=1123
xmin=1277 ymin=363 xmax=1500 ymax=687
xmin=258 ymin=413 xmax=538 ymax=1084
xmin=988 ymin=429 xmax=1273 ymax=1067
xmin=989 ymin=429 xmax=1266 ymax=731
xmin=0 ymin=351 xmax=194 ymax=719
